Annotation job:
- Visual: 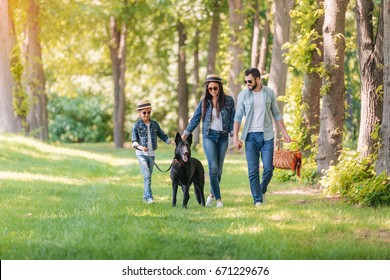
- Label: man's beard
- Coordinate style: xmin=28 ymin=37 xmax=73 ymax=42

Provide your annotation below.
xmin=248 ymin=80 xmax=258 ymax=92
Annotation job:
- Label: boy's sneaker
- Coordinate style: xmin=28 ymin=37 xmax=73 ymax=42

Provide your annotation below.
xmin=216 ymin=201 xmax=224 ymax=208
xmin=254 ymin=202 xmax=262 ymax=207
xmin=206 ymin=195 xmax=214 ymax=206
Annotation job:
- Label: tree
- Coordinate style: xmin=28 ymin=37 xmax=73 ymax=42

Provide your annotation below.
xmin=317 ymin=0 xmax=350 ymax=173
xmin=177 ymin=20 xmax=188 ymax=133
xmin=258 ymin=6 xmax=271 ymax=75
xmin=251 ymin=0 xmax=260 ymax=67
xmin=108 ymin=15 xmax=127 ymax=148
xmin=356 ymin=0 xmax=383 ymax=157
xmin=24 ymin=0 xmax=48 ymax=140
xmin=228 ymin=0 xmax=245 ymax=100
xmin=207 ymin=0 xmax=221 ymax=74
xmin=0 ymin=0 xmax=22 ymax=133
xmin=301 ymin=0 xmax=324 ymax=157
xmin=376 ymin=0 xmax=390 ymax=175
xmin=268 ymin=0 xmax=294 ymax=140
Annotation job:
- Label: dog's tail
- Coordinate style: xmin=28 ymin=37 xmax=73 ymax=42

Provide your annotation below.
xmin=194 ymin=185 xmax=202 ymax=205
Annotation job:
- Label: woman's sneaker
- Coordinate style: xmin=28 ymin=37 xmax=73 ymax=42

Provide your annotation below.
xmin=206 ymin=195 xmax=214 ymax=206
xmin=216 ymin=201 xmax=224 ymax=208
xmin=144 ymin=198 xmax=155 ymax=204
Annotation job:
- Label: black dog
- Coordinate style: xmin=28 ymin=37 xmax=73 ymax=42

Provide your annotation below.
xmin=170 ymin=132 xmax=205 ymax=208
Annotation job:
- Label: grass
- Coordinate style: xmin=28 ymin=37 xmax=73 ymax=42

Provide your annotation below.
xmin=0 ymin=133 xmax=389 ymax=260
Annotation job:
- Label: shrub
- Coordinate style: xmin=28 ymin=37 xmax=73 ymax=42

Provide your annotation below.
xmin=48 ymin=92 xmax=112 ymax=143
xmin=319 ymin=151 xmax=390 ymax=207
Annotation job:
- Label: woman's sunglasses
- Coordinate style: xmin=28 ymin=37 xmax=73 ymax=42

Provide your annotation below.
xmin=142 ymin=111 xmax=151 ymax=115
xmin=208 ymin=86 xmax=219 ymax=92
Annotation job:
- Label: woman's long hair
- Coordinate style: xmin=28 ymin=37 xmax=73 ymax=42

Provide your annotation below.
xmin=201 ymin=81 xmax=225 ymax=120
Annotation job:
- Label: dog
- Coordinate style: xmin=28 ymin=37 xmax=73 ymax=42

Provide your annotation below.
xmin=170 ymin=132 xmax=205 ymax=208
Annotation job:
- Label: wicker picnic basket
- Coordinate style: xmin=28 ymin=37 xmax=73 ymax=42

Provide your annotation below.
xmin=273 ymin=140 xmax=302 ymax=177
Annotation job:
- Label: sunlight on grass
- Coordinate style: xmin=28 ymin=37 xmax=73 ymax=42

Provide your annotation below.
xmin=0 ymin=171 xmax=87 ymax=185
xmin=0 ymin=134 xmax=137 ymax=166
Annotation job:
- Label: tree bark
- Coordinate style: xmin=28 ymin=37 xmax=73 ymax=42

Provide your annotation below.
xmin=109 ymin=16 xmax=127 ymax=148
xmin=268 ymin=0 xmax=294 ymax=141
xmin=356 ymin=0 xmax=384 ymax=157
xmin=301 ymin=0 xmax=324 ymax=157
xmin=251 ymin=0 xmax=260 ymax=68
xmin=178 ymin=20 xmax=188 ymax=133
xmin=0 ymin=0 xmax=22 ymax=133
xmin=207 ymin=0 xmax=220 ymax=75
xmin=193 ymin=29 xmax=201 ymax=148
xmin=317 ymin=0 xmax=350 ymax=173
xmin=24 ymin=0 xmax=48 ymax=140
xmin=258 ymin=7 xmax=270 ymax=75
xmin=376 ymin=0 xmax=390 ymax=175
xmin=228 ymin=0 xmax=245 ymax=101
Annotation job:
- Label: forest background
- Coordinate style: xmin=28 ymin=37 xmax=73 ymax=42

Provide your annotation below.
xmin=1 ymin=0 xmax=390 ymax=206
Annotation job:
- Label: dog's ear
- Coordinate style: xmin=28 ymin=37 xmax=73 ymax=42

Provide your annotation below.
xmin=175 ymin=132 xmax=181 ymax=144
xmin=187 ymin=133 xmax=193 ymax=146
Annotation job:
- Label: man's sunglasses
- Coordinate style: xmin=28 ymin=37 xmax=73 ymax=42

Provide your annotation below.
xmin=244 ymin=80 xmax=253 ymax=84
xmin=142 ymin=111 xmax=151 ymax=115
xmin=208 ymin=86 xmax=219 ymax=91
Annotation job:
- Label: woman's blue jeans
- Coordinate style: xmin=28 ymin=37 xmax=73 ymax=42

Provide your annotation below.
xmin=203 ymin=130 xmax=229 ymax=200
xmin=245 ymin=132 xmax=274 ymax=204
xmin=136 ymin=155 xmax=155 ymax=200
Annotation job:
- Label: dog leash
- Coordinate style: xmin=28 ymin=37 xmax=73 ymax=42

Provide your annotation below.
xmin=147 ymin=150 xmax=172 ymax=173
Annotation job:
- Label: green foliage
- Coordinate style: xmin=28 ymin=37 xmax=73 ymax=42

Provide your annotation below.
xmin=284 ymin=0 xmax=323 ymax=73
xmin=319 ymin=151 xmax=390 ymax=207
xmin=48 ymin=92 xmax=112 ymax=143
xmin=10 ymin=46 xmax=28 ymax=124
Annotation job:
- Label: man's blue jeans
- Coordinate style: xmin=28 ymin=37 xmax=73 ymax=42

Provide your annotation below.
xmin=203 ymin=130 xmax=229 ymax=200
xmin=136 ymin=155 xmax=155 ymax=200
xmin=245 ymin=132 xmax=274 ymax=204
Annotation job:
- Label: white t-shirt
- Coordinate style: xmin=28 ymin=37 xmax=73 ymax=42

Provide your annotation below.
xmin=210 ymin=108 xmax=223 ymax=131
xmin=248 ymin=90 xmax=265 ymax=133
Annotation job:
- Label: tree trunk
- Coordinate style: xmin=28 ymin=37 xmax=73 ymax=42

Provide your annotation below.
xmin=258 ymin=7 xmax=271 ymax=75
xmin=24 ymin=0 xmax=48 ymax=141
xmin=207 ymin=0 xmax=220 ymax=75
xmin=301 ymin=0 xmax=324 ymax=157
xmin=109 ymin=16 xmax=127 ymax=148
xmin=178 ymin=20 xmax=188 ymax=133
xmin=193 ymin=29 xmax=201 ymax=148
xmin=268 ymin=0 xmax=294 ymax=141
xmin=356 ymin=0 xmax=384 ymax=157
xmin=317 ymin=0 xmax=350 ymax=173
xmin=0 ymin=0 xmax=22 ymax=133
xmin=228 ymin=0 xmax=245 ymax=100
xmin=251 ymin=0 xmax=260 ymax=67
xmin=376 ymin=0 xmax=390 ymax=175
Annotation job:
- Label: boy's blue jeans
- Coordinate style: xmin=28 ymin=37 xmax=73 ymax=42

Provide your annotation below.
xmin=137 ymin=155 xmax=155 ymax=200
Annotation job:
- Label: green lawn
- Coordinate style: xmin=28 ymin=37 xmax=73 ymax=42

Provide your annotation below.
xmin=0 ymin=134 xmax=389 ymax=260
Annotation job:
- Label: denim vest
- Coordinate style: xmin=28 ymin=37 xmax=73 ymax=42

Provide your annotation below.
xmin=184 ymin=95 xmax=235 ymax=137
xmin=234 ymin=86 xmax=283 ymax=141
xmin=131 ymin=119 xmax=170 ymax=151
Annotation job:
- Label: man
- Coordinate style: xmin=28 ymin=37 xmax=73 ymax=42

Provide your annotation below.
xmin=233 ymin=68 xmax=291 ymax=207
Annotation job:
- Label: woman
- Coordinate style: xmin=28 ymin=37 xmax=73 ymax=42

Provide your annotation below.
xmin=182 ymin=74 xmax=235 ymax=208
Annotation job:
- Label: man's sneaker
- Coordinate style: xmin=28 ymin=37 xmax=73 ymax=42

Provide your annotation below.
xmin=145 ymin=198 xmax=155 ymax=204
xmin=206 ymin=195 xmax=214 ymax=206
xmin=262 ymin=193 xmax=266 ymax=204
xmin=254 ymin=202 xmax=262 ymax=207
xmin=216 ymin=201 xmax=223 ymax=208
